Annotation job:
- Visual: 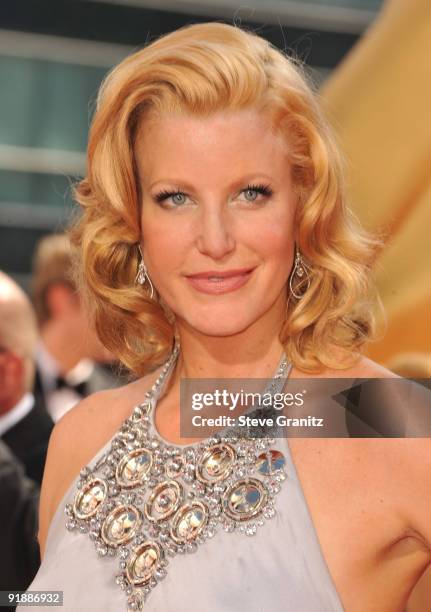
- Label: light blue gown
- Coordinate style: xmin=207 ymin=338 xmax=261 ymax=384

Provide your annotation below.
xmin=20 ymin=354 xmax=345 ymax=612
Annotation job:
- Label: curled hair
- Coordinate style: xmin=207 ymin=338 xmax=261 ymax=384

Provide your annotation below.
xmin=70 ymin=21 xmax=383 ymax=376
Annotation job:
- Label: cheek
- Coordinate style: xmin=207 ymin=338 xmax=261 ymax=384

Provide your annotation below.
xmin=251 ymin=212 xmax=294 ymax=261
xmin=142 ymin=215 xmax=190 ymax=274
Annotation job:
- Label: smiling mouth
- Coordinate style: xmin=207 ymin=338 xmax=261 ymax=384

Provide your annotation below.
xmin=184 ymin=268 xmax=256 ymax=295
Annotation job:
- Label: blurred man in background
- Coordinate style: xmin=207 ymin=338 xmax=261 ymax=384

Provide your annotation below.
xmin=0 ymin=270 xmax=52 ymax=485
xmin=0 ymin=439 xmax=40 ymax=609
xmin=32 ymin=233 xmax=119 ymax=422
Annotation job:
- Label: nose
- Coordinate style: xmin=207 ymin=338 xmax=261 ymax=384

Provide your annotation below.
xmin=195 ymin=205 xmax=236 ymax=259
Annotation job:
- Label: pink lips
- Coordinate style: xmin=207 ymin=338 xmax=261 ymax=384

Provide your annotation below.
xmin=184 ymin=268 xmax=255 ymax=295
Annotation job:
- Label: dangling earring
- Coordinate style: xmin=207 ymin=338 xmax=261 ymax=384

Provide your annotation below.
xmin=288 ymin=245 xmax=312 ymax=300
xmin=135 ymin=244 xmax=155 ymax=299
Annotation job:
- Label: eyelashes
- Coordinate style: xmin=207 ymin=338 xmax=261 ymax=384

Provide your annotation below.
xmin=244 ymin=183 xmax=273 ymax=198
xmin=153 ymin=183 xmax=274 ymax=206
xmin=154 ymin=189 xmax=185 ymax=204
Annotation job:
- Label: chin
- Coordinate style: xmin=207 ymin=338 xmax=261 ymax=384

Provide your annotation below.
xmin=178 ymin=309 xmax=261 ymax=338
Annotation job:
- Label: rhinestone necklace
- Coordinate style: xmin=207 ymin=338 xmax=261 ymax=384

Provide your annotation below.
xmin=65 ymin=346 xmax=292 ymax=611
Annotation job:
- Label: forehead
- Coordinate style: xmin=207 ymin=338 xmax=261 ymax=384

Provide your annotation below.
xmin=134 ymin=109 xmax=291 ymax=184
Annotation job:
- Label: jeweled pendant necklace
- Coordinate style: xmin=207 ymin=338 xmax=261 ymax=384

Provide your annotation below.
xmin=65 ymin=345 xmax=292 ymax=611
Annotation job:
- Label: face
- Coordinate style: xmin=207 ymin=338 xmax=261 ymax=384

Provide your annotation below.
xmin=136 ymin=109 xmax=297 ymax=337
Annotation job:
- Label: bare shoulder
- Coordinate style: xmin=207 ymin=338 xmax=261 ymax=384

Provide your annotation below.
xmin=291 ymin=352 xmax=400 ymax=379
xmin=320 ymin=353 xmax=400 ymax=379
xmin=345 ymin=355 xmax=400 ymax=379
xmin=38 ymin=368 xmax=160 ymax=558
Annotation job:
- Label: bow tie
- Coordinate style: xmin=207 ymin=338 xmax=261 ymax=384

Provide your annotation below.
xmin=54 ymin=376 xmax=88 ymax=397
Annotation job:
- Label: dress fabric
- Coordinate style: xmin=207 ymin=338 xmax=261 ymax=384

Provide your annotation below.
xmin=20 ymin=356 xmax=345 ymax=612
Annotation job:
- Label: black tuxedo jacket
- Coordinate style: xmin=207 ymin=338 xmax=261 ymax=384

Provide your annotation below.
xmin=2 ymin=394 xmax=53 ymax=486
xmin=0 ymin=440 xmax=40 ymax=609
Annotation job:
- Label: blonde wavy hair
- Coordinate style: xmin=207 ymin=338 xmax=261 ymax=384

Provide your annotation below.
xmin=70 ymin=21 xmax=383 ymax=377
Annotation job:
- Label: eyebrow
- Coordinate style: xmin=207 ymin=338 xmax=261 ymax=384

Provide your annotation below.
xmin=148 ymin=173 xmax=275 ymax=192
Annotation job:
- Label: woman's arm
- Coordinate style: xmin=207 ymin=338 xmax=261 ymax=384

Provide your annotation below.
xmin=403 ymin=437 xmax=431 ymax=555
xmin=37 ymin=417 xmax=71 ymax=559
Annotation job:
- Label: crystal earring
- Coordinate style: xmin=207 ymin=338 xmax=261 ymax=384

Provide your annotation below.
xmin=288 ymin=246 xmax=312 ymax=300
xmin=135 ymin=245 xmax=155 ymax=299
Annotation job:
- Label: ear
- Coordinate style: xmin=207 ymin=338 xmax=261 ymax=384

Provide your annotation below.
xmin=0 ymin=350 xmax=24 ymax=401
xmin=45 ymin=283 xmax=79 ymax=318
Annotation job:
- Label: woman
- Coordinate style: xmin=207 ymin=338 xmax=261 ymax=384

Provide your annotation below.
xmin=22 ymin=22 xmax=431 ymax=612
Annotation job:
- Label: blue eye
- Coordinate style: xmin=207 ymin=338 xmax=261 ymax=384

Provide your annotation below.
xmin=153 ymin=182 xmax=273 ymax=207
xmin=171 ymin=193 xmax=186 ymax=205
xmin=154 ymin=190 xmax=188 ymax=206
xmin=242 ymin=184 xmax=273 ymax=202
xmin=244 ymin=189 xmax=258 ymax=202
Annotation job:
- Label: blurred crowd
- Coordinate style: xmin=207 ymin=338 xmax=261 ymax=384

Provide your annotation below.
xmin=0 ymin=233 xmax=123 ymax=604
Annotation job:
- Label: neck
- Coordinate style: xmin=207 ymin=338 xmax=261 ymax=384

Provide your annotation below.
xmin=41 ymin=321 xmax=85 ymax=374
xmin=172 ymin=292 xmax=287 ymax=382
